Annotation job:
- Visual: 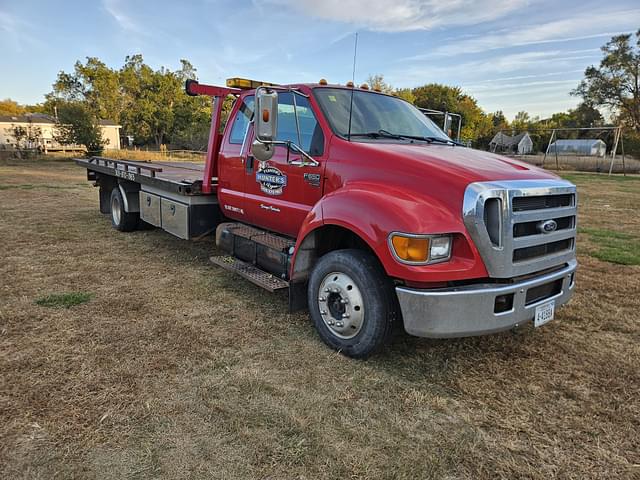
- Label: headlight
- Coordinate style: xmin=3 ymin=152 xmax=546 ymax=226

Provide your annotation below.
xmin=389 ymin=233 xmax=452 ymax=265
xmin=429 ymin=235 xmax=452 ymax=261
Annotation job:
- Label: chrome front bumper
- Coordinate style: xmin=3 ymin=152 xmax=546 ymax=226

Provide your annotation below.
xmin=396 ymin=260 xmax=577 ymax=338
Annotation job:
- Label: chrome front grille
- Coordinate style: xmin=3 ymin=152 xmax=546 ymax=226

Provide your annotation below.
xmin=463 ymin=180 xmax=577 ymax=278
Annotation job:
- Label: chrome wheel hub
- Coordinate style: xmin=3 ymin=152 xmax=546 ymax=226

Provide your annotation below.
xmin=111 ymin=195 xmax=121 ymax=225
xmin=318 ymin=272 xmax=364 ymax=339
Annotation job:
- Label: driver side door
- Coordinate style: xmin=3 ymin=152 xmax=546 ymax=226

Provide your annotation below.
xmin=243 ymin=91 xmax=326 ymax=238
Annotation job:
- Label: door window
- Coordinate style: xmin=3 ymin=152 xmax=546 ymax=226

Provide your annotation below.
xmin=277 ymin=92 xmax=324 ymax=156
xmin=229 ymin=96 xmax=255 ymax=144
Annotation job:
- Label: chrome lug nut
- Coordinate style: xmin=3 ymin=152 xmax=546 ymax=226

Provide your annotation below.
xmin=336 ymin=321 xmax=344 ymax=327
xmin=340 ymin=298 xmax=348 ymax=304
xmin=320 ymin=310 xmax=327 ymax=315
xmin=319 ymin=296 xmax=326 ymax=302
xmin=342 ymin=313 xmax=350 ymax=319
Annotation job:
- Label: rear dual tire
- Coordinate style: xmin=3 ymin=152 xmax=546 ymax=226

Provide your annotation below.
xmin=110 ymin=187 xmax=139 ymax=232
xmin=308 ymin=249 xmax=395 ymax=359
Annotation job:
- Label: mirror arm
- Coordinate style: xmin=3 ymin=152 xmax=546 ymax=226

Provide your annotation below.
xmin=288 ymin=143 xmax=319 ymax=167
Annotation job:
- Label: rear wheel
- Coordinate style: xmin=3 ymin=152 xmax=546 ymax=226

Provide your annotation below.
xmin=308 ymin=249 xmax=395 ymax=358
xmin=110 ymin=187 xmax=139 ymax=232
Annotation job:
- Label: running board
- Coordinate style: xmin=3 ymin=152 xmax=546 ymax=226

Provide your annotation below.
xmin=210 ymin=255 xmax=289 ymax=292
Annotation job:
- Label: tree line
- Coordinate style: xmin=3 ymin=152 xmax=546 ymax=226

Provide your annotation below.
xmin=1 ymin=29 xmax=639 ymax=155
xmin=1 ymin=55 xmax=217 ymax=153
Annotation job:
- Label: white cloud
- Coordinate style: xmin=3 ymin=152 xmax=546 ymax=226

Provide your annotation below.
xmin=103 ymin=0 xmax=146 ymax=34
xmin=0 ymin=10 xmax=41 ymax=51
xmin=263 ymin=0 xmax=528 ymax=32
xmin=432 ymin=9 xmax=640 ymax=55
xmin=389 ymin=49 xmax=600 ymax=85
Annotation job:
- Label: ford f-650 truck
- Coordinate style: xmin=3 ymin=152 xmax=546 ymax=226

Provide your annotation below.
xmin=76 ymin=77 xmax=577 ymax=358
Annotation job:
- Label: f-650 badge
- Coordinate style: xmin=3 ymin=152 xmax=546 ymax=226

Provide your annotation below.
xmin=256 ymin=166 xmax=287 ymax=196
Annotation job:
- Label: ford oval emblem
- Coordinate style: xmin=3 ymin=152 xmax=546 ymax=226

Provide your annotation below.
xmin=538 ymin=219 xmax=558 ymax=234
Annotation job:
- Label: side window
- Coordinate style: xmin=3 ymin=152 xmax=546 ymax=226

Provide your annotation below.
xmin=229 ymin=96 xmax=254 ymax=144
xmin=277 ymin=92 xmax=324 ymax=156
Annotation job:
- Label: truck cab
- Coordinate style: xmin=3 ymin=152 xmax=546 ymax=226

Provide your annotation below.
xmin=78 ymin=78 xmax=578 ymax=359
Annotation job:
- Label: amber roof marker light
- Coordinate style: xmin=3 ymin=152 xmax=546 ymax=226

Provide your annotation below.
xmin=226 ymin=77 xmax=280 ymax=90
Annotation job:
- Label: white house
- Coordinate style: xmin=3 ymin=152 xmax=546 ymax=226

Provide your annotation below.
xmin=489 ymin=132 xmax=533 ymax=155
xmin=0 ymin=113 xmax=121 ymax=151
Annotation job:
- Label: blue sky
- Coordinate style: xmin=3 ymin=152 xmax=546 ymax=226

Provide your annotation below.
xmin=1 ymin=0 xmax=639 ymax=119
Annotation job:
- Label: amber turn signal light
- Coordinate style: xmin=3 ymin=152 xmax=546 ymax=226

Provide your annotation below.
xmin=391 ymin=235 xmax=430 ymax=263
xmin=262 ymin=109 xmax=270 ymax=122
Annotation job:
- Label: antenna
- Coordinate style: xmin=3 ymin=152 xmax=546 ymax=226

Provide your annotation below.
xmin=347 ymin=32 xmax=358 ymax=141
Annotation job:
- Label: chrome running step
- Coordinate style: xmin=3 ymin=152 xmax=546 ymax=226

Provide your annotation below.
xmin=210 ymin=255 xmax=289 ymax=292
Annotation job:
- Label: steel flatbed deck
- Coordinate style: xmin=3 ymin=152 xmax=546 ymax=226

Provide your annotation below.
xmin=75 ymin=156 xmax=217 ymax=196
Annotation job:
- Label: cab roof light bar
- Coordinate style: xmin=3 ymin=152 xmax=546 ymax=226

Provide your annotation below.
xmin=226 ymin=77 xmax=280 ymax=90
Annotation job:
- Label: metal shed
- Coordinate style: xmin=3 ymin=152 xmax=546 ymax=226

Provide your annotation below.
xmin=548 ymin=139 xmax=606 ymax=157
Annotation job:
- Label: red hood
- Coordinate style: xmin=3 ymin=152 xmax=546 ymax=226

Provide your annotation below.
xmin=354 ymin=141 xmax=558 ymax=185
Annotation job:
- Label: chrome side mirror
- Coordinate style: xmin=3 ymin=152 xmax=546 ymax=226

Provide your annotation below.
xmin=251 ymin=88 xmax=278 ymax=161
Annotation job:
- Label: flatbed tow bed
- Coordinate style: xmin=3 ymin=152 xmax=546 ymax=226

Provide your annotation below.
xmin=75 ymin=156 xmax=217 ymax=195
xmin=76 ymin=156 xmax=220 ymax=240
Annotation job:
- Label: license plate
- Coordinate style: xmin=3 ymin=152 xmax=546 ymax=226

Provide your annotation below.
xmin=534 ymin=300 xmax=555 ymax=328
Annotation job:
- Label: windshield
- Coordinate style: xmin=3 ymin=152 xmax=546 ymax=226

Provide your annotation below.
xmin=314 ymin=88 xmax=450 ymax=142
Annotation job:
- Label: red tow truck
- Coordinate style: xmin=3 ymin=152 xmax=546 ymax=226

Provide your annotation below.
xmin=76 ymin=77 xmax=577 ymax=358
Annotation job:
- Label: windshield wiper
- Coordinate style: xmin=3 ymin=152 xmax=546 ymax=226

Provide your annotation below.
xmin=420 ymin=136 xmax=466 ymax=147
xmin=349 ymin=129 xmax=403 ymax=140
xmin=349 ymin=130 xmax=465 ymax=146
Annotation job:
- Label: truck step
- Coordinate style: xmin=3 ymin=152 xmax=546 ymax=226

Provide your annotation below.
xmin=210 ymin=255 xmax=289 ymax=292
xmin=224 ymin=223 xmax=295 ymax=253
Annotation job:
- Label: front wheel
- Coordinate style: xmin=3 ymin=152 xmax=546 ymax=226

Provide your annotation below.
xmin=308 ymin=249 xmax=395 ymax=358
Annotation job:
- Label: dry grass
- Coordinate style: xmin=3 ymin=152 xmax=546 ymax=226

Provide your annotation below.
xmin=512 ymin=153 xmax=640 ymax=174
xmin=97 ymin=149 xmax=206 ymax=163
xmin=1 ymin=159 xmax=639 ymax=479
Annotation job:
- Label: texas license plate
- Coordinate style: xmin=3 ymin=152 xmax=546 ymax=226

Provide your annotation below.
xmin=534 ymin=300 xmax=555 ymax=327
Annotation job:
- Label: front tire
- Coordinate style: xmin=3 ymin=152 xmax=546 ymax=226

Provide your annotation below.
xmin=308 ymin=249 xmax=395 ymax=358
xmin=110 ymin=187 xmax=139 ymax=232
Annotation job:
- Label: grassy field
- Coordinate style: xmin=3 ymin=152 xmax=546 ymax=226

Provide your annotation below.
xmin=1 ymin=159 xmax=639 ymax=479
xmin=509 ymin=153 xmax=640 ymax=175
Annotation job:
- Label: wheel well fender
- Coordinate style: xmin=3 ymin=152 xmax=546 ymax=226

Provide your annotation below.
xmin=117 ymin=180 xmax=140 ymax=213
xmin=289 ymin=183 xmax=468 ymax=282
xmin=290 ymin=224 xmax=379 ymax=282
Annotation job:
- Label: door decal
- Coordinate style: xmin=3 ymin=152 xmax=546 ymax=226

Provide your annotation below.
xmin=256 ymin=166 xmax=288 ymax=196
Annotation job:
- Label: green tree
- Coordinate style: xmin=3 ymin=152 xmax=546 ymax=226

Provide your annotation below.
xmin=573 ymin=30 xmax=640 ymax=132
xmin=0 ymin=99 xmax=26 ymax=116
xmin=491 ymin=110 xmax=509 ymax=130
xmin=118 ymin=54 xmax=190 ymax=147
xmin=10 ymin=120 xmax=43 ymax=149
xmin=49 ymin=57 xmax=122 ymax=122
xmin=568 ymin=103 xmax=605 ymax=128
xmin=55 ymin=102 xmax=106 ymax=154
xmin=512 ymin=111 xmax=531 ymax=131
xmin=412 ymin=84 xmax=492 ymax=142
xmin=395 ymin=88 xmax=416 ymax=104
xmin=47 ymin=55 xmax=210 ymax=149
xmin=366 ymin=74 xmax=394 ymax=94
